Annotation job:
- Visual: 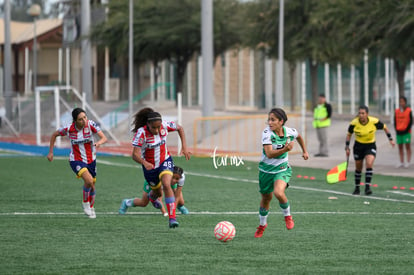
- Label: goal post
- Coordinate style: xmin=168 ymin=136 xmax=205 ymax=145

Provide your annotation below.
xmin=35 ymin=85 xmax=120 ymax=146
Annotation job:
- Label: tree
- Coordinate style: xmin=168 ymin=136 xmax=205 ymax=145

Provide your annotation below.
xmin=356 ymin=0 xmax=414 ymax=97
xmin=91 ymin=0 xmax=242 ymax=99
xmin=243 ymin=0 xmax=337 ymax=109
xmin=0 ymin=0 xmax=48 ymax=21
xmin=316 ymin=0 xmax=414 ymax=97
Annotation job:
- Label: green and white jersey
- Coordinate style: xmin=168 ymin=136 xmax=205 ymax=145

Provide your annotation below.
xmin=259 ymin=126 xmax=298 ymax=174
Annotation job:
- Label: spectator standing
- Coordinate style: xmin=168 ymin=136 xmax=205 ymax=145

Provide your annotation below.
xmin=394 ymin=96 xmax=412 ymax=168
xmin=313 ymin=94 xmax=332 ymax=157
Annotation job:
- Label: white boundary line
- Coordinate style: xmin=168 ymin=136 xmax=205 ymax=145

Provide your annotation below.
xmin=1 ymin=211 xmax=414 ymax=216
xmin=96 ymin=159 xmax=414 ymax=204
xmin=387 ymin=190 xmax=414 ymax=197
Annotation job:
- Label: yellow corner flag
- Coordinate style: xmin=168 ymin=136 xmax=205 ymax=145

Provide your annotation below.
xmin=326 ymin=161 xmax=348 ymax=184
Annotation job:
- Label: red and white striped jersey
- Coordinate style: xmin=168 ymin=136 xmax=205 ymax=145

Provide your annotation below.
xmin=132 ymin=120 xmax=178 ymax=168
xmin=58 ymin=120 xmax=101 ymax=163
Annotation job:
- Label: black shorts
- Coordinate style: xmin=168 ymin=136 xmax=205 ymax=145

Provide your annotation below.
xmin=353 ymin=142 xmax=376 ymax=161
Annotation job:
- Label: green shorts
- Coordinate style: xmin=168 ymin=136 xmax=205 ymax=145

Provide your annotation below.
xmin=396 ymin=133 xmax=411 ymax=145
xmin=258 ymin=166 xmax=292 ymax=194
xmin=143 ymin=181 xmax=151 ymax=193
xmin=143 ymin=181 xmax=177 ymax=193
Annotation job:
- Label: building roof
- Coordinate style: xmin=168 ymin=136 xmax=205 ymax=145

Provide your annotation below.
xmin=0 ymin=18 xmax=63 ymax=45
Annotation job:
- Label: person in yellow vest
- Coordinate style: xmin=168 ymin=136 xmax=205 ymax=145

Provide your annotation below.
xmin=394 ymin=96 xmax=412 ymax=168
xmin=313 ymin=94 xmax=332 ymax=157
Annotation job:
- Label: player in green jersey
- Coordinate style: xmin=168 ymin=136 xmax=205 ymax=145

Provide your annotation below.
xmin=118 ymin=166 xmax=189 ymax=215
xmin=255 ymin=108 xmax=309 ymax=238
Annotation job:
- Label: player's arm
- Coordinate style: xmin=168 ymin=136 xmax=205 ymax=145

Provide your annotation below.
xmin=326 ymin=103 xmax=332 ymax=119
xmin=176 ymin=124 xmax=191 ymax=160
xmin=296 ymin=134 xmax=309 ymax=160
xmin=174 ymin=186 xmax=183 ymax=199
xmin=132 ymin=146 xmax=154 ymax=170
xmin=263 ymin=141 xmax=293 ymax=158
xmin=345 ymin=132 xmax=352 ymax=156
xmin=47 ymin=130 xmax=60 ymax=162
xmin=376 ymin=120 xmax=395 ymax=147
xmin=345 ymin=124 xmax=354 ymax=156
xmin=382 ymin=125 xmax=395 ymax=147
xmin=174 ymin=186 xmax=185 ymax=207
xmin=94 ymin=130 xmax=107 ymax=148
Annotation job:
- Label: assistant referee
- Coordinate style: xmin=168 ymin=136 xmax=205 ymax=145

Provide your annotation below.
xmin=345 ymin=105 xmax=395 ymax=195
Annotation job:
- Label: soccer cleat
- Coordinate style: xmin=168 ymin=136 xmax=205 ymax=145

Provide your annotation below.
xmin=148 ymin=192 xmax=162 ymax=209
xmin=365 ymin=186 xmax=373 ymax=195
xmin=284 ymin=216 xmax=295 ymax=230
xmin=169 ymin=218 xmax=179 ymax=228
xmin=119 ymin=199 xmax=129 ymax=215
xmin=404 ymin=162 xmax=410 ymax=168
xmin=254 ymin=224 xmax=267 ymax=238
xmin=178 ymin=205 xmax=189 ymax=215
xmin=150 ymin=199 xmax=162 ymax=209
xmin=89 ymin=208 xmax=96 ymax=219
xmin=82 ymin=202 xmax=92 ymax=216
xmin=352 ymin=186 xmax=360 ymax=195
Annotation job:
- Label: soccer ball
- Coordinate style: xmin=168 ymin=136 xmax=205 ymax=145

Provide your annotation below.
xmin=214 ymin=221 xmax=236 ymax=242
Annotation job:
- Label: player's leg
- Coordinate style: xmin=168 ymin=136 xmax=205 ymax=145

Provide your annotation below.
xmin=274 ymin=179 xmax=294 ymax=230
xmin=88 ymin=180 xmax=96 ymax=218
xmin=142 ymin=167 xmax=164 ymax=210
xmin=70 ymin=161 xmax=94 ymax=217
xmin=353 ymin=144 xmax=362 ymax=194
xmin=135 ymin=191 xmax=151 ymax=207
xmin=353 ymin=159 xmax=363 ymax=195
xmin=80 ymin=169 xmax=95 ymax=217
xmin=364 ymin=154 xmax=375 ymax=195
xmin=273 ymin=167 xmax=294 ymax=230
xmin=119 ymin=180 xmax=153 ymax=214
xmin=405 ymin=143 xmax=411 ymax=166
xmin=315 ymin=128 xmax=323 ymax=156
xmin=158 ymin=193 xmax=167 ymax=216
xmin=255 ymin=192 xmax=271 ymax=238
xmin=397 ymin=143 xmax=404 ymax=167
xmin=404 ymin=134 xmax=411 ymax=167
xmin=255 ymin=172 xmax=274 ymax=237
xmin=160 ymin=171 xmax=178 ymax=227
xmin=320 ymin=127 xmax=329 ymax=156
xmin=175 ymin=187 xmax=189 ymax=214
xmin=86 ymin=162 xmax=97 ymax=218
xmin=352 ymin=144 xmax=364 ymax=195
xmin=119 ymin=190 xmax=152 ymax=214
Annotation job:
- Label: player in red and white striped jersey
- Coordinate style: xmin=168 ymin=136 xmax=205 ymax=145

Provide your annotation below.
xmin=47 ymin=108 xmax=107 ymax=219
xmin=131 ymin=107 xmax=191 ymax=228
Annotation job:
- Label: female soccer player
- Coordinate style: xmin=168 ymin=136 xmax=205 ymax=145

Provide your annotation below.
xmin=130 ymin=108 xmax=190 ymax=228
xmin=255 ymin=108 xmax=309 ymax=238
xmin=47 ymin=107 xmax=107 ymax=219
xmin=345 ymin=105 xmax=395 ymax=195
xmin=118 ymin=166 xmax=189 ymax=215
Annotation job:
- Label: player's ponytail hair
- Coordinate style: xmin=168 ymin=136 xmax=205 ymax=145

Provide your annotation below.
xmin=131 ymin=108 xmax=163 ymax=133
xmin=72 ymin=107 xmax=86 ymax=122
xmin=269 ymin=108 xmax=288 ymax=125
